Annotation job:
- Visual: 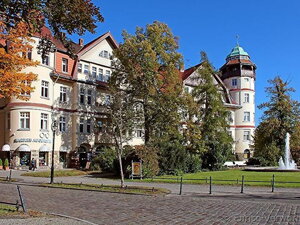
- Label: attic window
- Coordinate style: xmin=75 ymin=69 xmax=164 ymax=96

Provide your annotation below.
xmin=99 ymin=50 xmax=109 ymax=59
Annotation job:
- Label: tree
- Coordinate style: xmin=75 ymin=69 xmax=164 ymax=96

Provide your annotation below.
xmin=0 ymin=0 xmax=103 ymax=99
xmin=107 ymin=72 xmax=142 ymax=187
xmin=254 ymin=76 xmax=300 ymax=165
xmin=112 ymin=21 xmax=183 ymax=146
xmin=0 ymin=21 xmax=38 ymax=99
xmin=192 ymin=52 xmax=233 ymax=169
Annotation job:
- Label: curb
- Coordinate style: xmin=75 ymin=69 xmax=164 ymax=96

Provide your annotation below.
xmin=47 ymin=212 xmax=98 ymax=225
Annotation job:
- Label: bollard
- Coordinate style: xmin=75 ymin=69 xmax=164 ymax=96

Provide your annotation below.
xmin=271 ymin=174 xmax=275 ymax=192
xmin=241 ymin=175 xmax=244 ymax=193
xmin=16 ymin=185 xmax=26 ymax=213
xmin=179 ymin=176 xmax=183 ymax=195
xmin=9 ymin=170 xmax=12 ymax=181
xmin=209 ymin=176 xmax=212 ymax=194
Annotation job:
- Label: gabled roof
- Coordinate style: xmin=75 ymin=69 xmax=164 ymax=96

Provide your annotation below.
xmin=78 ymin=32 xmax=119 ymax=57
xmin=181 ymin=64 xmax=202 ymax=81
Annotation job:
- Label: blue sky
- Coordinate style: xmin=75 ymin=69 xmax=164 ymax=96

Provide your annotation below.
xmin=71 ymin=0 xmax=300 ymax=124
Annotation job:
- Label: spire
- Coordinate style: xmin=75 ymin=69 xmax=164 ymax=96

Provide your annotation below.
xmin=236 ymin=34 xmax=240 ymax=47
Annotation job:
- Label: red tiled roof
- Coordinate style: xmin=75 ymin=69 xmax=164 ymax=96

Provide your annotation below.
xmin=181 ymin=63 xmax=201 ymax=80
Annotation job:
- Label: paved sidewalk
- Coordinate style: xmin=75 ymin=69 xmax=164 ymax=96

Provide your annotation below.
xmin=1 ymin=170 xmax=299 ymax=198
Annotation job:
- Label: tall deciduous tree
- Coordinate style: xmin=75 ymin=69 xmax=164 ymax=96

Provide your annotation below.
xmin=112 ymin=21 xmax=183 ymax=145
xmin=0 ymin=0 xmax=103 ymax=99
xmin=254 ymin=76 xmax=300 ymax=165
xmin=192 ymin=52 xmax=232 ymax=169
xmin=0 ymin=21 xmax=38 ymax=99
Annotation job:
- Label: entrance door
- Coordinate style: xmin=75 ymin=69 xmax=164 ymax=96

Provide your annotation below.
xmin=79 ymin=152 xmax=87 ymax=168
xmin=20 ymin=152 xmax=31 ymax=166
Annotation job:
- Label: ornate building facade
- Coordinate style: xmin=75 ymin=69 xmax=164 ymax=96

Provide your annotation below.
xmin=0 ymin=29 xmax=256 ymax=168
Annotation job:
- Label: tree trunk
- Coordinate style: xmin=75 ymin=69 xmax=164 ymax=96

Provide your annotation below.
xmin=117 ymin=149 xmax=125 ymax=188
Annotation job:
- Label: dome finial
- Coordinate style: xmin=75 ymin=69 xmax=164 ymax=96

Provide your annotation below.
xmin=236 ymin=34 xmax=240 ymax=47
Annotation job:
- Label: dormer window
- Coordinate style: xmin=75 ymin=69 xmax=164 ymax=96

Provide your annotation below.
xmin=99 ymin=50 xmax=110 ymax=59
xmin=62 ymin=58 xmax=68 ymax=73
xmin=232 ymin=79 xmax=237 ymax=86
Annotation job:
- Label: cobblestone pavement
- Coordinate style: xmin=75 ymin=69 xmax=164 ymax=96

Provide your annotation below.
xmin=0 ymin=217 xmax=90 ymax=225
xmin=0 ymin=182 xmax=300 ymax=225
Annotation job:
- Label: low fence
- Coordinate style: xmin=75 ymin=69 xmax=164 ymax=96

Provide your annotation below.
xmin=150 ymin=175 xmax=300 ymax=195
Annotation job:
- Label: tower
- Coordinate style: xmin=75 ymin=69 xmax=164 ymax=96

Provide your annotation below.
xmin=219 ymin=45 xmax=256 ymax=160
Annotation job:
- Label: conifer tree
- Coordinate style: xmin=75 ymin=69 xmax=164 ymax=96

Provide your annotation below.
xmin=254 ymin=76 xmax=300 ymax=165
xmin=192 ymin=52 xmax=232 ymax=169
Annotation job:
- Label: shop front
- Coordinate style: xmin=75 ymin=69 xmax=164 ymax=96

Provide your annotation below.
xmin=1 ymin=144 xmax=11 ymax=164
xmin=39 ymin=144 xmax=50 ymax=167
xmin=18 ymin=144 xmax=31 ymax=166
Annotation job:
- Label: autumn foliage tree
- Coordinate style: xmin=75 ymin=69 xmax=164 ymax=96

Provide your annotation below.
xmin=0 ymin=22 xmax=38 ymax=99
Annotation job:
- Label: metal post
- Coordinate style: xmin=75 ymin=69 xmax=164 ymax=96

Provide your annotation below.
xmin=241 ymin=175 xmax=244 ymax=193
xmin=179 ymin=176 xmax=183 ymax=195
xmin=16 ymin=185 xmax=26 ymax=213
xmin=209 ymin=176 xmax=212 ymax=194
xmin=9 ymin=169 xmax=12 ymax=181
xmin=50 ymin=120 xmax=57 ymax=184
xmin=271 ymin=174 xmax=275 ymax=192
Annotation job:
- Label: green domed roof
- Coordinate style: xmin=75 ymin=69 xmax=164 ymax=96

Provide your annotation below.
xmin=227 ymin=45 xmax=249 ymax=58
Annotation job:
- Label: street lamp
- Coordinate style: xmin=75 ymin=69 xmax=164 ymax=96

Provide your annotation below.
xmin=50 ymin=120 xmax=58 ymax=184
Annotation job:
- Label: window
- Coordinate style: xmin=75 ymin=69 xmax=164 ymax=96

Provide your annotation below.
xmin=105 ymin=95 xmax=110 ymax=105
xmin=104 ymin=70 xmax=110 ymax=82
xmin=78 ymin=63 xmax=82 ymax=73
xmin=98 ymin=68 xmax=103 ymax=81
xmin=92 ymin=67 xmax=97 ymax=78
xmin=99 ymin=50 xmax=109 ymax=58
xmin=244 ymin=112 xmax=250 ymax=122
xmin=21 ymin=80 xmax=31 ymax=96
xmin=41 ymin=80 xmax=49 ymax=98
xmin=23 ymin=51 xmax=32 ymax=60
xmin=42 ymin=55 xmax=49 ymax=66
xmin=79 ymin=118 xmax=84 ymax=133
xmin=40 ymin=113 xmax=48 ymax=130
xmin=244 ymin=78 xmax=249 ymax=82
xmin=20 ymin=112 xmax=30 ymax=129
xmin=80 ymin=88 xmax=85 ymax=104
xmin=59 ymin=116 xmax=66 ymax=132
xmin=60 ymin=86 xmax=67 ymax=102
xmin=62 ymin=58 xmax=68 ymax=73
xmin=97 ymin=120 xmax=103 ymax=132
xmin=87 ymin=119 xmax=91 ymax=134
xmin=7 ymin=112 xmax=10 ymax=130
xmin=184 ymin=87 xmax=189 ymax=93
xmin=136 ymin=130 xmax=143 ymax=138
xmin=232 ymin=79 xmax=237 ymax=86
xmin=243 ymin=131 xmax=251 ymax=141
xmin=87 ymin=89 xmax=92 ymax=105
xmin=84 ymin=65 xmax=89 ymax=75
xmin=228 ymin=112 xmax=233 ymax=123
xmin=244 ymin=93 xmax=250 ymax=103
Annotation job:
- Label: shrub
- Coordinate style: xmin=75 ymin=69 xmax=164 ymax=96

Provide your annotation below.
xmin=4 ymin=159 xmax=9 ymax=167
xmin=91 ymin=147 xmax=116 ymax=172
xmin=0 ymin=159 xmax=3 ymax=167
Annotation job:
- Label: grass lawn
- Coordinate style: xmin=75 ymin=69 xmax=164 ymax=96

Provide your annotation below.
xmin=137 ymin=169 xmax=300 ymax=188
xmin=43 ymin=183 xmax=170 ymax=195
xmin=0 ymin=204 xmax=45 ymax=218
xmin=21 ymin=169 xmax=87 ymax=177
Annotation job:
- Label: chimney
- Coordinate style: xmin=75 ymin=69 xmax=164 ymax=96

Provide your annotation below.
xmin=180 ymin=63 xmax=185 ymax=72
xmin=79 ymin=38 xmax=84 ymax=46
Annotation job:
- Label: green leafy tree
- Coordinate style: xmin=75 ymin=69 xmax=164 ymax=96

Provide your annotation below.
xmin=254 ymin=76 xmax=300 ymax=165
xmin=192 ymin=52 xmax=233 ymax=170
xmin=112 ymin=21 xmax=183 ymax=145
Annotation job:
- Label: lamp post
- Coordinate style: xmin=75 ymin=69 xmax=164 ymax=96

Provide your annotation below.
xmin=50 ymin=120 xmax=58 ymax=184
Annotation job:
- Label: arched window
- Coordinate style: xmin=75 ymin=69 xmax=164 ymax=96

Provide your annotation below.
xmin=244 ymin=149 xmax=250 ymax=159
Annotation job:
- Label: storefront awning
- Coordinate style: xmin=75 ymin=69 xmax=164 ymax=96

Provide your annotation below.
xmin=39 ymin=145 xmax=50 ymax=152
xmin=1 ymin=144 xmax=10 ymax=152
xmin=18 ymin=144 xmax=30 ymax=152
xmin=60 ymin=146 xmax=68 ymax=152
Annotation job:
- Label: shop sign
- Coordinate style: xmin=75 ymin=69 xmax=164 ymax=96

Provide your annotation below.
xmin=13 ymin=138 xmax=52 ymax=143
xmin=131 ymin=161 xmax=142 ymax=178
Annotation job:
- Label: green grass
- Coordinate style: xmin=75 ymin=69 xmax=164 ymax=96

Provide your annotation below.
xmin=42 ymin=183 xmax=170 ymax=195
xmin=21 ymin=169 xmax=87 ymax=177
xmin=136 ymin=169 xmax=300 ymax=188
xmin=0 ymin=204 xmax=45 ymax=218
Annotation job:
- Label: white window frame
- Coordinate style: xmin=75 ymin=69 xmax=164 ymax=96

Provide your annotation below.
xmin=80 ymin=88 xmax=85 ymax=104
xmin=20 ymin=112 xmax=30 ymax=129
xmin=41 ymin=80 xmax=49 ymax=98
xmin=62 ymin=58 xmax=68 ymax=73
xmin=244 ymin=112 xmax=250 ymax=122
xmin=59 ymin=116 xmax=66 ymax=132
xmin=98 ymin=68 xmax=103 ymax=81
xmin=42 ymin=55 xmax=50 ymax=66
xmin=87 ymin=89 xmax=92 ymax=105
xmin=84 ymin=65 xmax=89 ymax=75
xmin=244 ymin=93 xmax=250 ymax=103
xmin=79 ymin=118 xmax=84 ymax=133
xmin=40 ymin=113 xmax=48 ymax=130
xmin=243 ymin=131 xmax=251 ymax=141
xmin=92 ymin=67 xmax=97 ymax=78
xmin=60 ymin=86 xmax=67 ymax=103
xmin=86 ymin=119 xmax=91 ymax=134
xmin=78 ymin=63 xmax=82 ymax=73
xmin=105 ymin=70 xmax=110 ymax=82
